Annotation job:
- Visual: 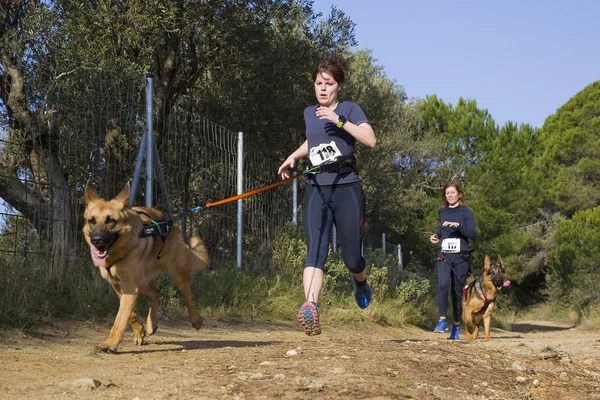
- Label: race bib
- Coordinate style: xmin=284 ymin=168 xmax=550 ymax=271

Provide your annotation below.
xmin=309 ymin=141 xmax=342 ymax=167
xmin=441 ymin=238 xmax=461 ymax=253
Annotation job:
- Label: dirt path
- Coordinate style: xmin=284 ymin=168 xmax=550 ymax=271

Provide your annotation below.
xmin=0 ymin=318 xmax=598 ymax=399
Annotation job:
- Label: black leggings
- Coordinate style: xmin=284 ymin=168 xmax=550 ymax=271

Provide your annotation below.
xmin=435 ymin=252 xmax=470 ymax=323
xmin=303 ymin=182 xmax=366 ymax=273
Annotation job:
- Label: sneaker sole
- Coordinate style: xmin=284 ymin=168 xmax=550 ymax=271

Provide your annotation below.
xmin=297 ymin=302 xmax=321 ymax=336
xmin=433 ymin=329 xmax=449 ymax=333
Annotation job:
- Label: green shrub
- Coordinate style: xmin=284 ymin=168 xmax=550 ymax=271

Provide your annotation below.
xmin=395 ymin=271 xmax=430 ymax=303
xmin=0 ymin=253 xmax=118 ymax=329
xmin=269 ymin=223 xmax=306 ymax=274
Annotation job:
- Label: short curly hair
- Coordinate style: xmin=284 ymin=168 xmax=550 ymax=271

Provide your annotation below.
xmin=312 ymin=55 xmax=348 ymax=84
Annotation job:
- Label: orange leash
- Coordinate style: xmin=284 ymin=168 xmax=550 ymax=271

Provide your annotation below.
xmin=205 ymin=174 xmax=302 ymax=208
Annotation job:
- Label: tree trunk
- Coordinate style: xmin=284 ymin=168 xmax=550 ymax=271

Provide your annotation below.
xmin=39 ymin=147 xmax=75 ymax=275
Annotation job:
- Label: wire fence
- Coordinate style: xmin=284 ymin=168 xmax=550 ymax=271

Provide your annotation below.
xmin=0 ymin=73 xmax=399 ymax=270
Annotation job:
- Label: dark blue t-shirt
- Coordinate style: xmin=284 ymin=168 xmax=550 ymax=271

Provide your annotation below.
xmin=436 ymin=205 xmax=477 ymax=252
xmin=303 ymin=100 xmax=368 ymax=186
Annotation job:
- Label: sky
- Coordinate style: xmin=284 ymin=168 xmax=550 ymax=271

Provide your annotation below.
xmin=311 ymin=0 xmax=599 ymax=128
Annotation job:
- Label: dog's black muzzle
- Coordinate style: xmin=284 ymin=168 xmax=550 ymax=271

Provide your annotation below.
xmin=90 ymin=232 xmax=118 ymax=252
xmin=492 ymin=276 xmax=505 ymax=289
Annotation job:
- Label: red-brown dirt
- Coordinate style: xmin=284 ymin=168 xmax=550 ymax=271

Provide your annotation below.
xmin=1 ymin=318 xmax=598 ymax=399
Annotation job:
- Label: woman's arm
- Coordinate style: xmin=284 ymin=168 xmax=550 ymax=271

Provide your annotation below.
xmin=278 ymin=140 xmax=308 ymax=179
xmin=459 ymin=208 xmax=477 ymax=240
xmin=315 ymin=107 xmax=376 ymax=148
xmin=341 ymin=121 xmax=376 ymax=148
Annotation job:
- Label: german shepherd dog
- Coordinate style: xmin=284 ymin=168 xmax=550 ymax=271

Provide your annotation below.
xmin=462 ymin=255 xmax=509 ymax=341
xmin=83 ymin=181 xmax=209 ymax=353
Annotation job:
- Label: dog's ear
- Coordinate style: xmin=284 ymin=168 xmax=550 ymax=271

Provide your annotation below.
xmin=497 ymin=255 xmax=503 ymax=265
xmin=484 ymin=255 xmax=491 ymax=271
xmin=84 ymin=180 xmax=100 ymax=205
xmin=114 ymin=182 xmax=131 ymax=207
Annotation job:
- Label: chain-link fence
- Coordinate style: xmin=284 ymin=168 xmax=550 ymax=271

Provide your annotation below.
xmin=0 ymin=74 xmax=398 ymax=269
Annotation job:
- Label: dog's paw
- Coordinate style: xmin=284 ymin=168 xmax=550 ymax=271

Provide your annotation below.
xmin=190 ymin=315 xmax=203 ymax=330
xmin=93 ymin=344 xmax=118 ymax=354
xmin=132 ymin=331 xmax=146 ymax=346
xmin=146 ymin=324 xmax=158 ymax=336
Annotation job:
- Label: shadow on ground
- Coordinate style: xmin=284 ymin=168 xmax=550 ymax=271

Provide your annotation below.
xmin=510 ymin=322 xmax=574 ymax=333
xmin=118 ymin=339 xmax=281 ymax=354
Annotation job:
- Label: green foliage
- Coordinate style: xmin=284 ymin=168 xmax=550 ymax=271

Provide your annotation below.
xmin=268 ymin=223 xmax=307 ymax=274
xmin=2 ymin=0 xmax=600 ymax=325
xmin=190 ymin=266 xmax=303 ymax=321
xmin=537 ymin=81 xmax=600 ymax=216
xmin=395 ymin=271 xmax=430 ymax=304
xmin=348 ymin=61 xmax=438 ymax=247
xmin=0 ymin=254 xmax=117 ymax=329
xmin=419 ymin=95 xmax=497 ymax=177
xmin=546 ymin=207 xmax=600 ymax=307
xmin=322 ymin=251 xmax=352 ymax=293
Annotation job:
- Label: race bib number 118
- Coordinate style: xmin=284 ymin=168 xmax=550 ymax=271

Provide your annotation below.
xmin=309 ymin=141 xmax=342 ymax=167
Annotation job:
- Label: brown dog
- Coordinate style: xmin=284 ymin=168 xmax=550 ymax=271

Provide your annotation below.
xmin=462 ymin=255 xmax=509 ymax=341
xmin=83 ymin=181 xmax=209 ymax=353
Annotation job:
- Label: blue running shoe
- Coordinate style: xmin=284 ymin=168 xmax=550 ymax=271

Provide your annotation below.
xmin=352 ymin=276 xmax=372 ymax=309
xmin=448 ymin=325 xmax=460 ymax=340
xmin=433 ymin=319 xmax=448 ymax=333
xmin=298 ymin=301 xmax=321 ymax=336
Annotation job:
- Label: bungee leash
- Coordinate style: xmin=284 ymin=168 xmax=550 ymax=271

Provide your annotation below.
xmin=171 ymin=168 xmax=320 ymax=221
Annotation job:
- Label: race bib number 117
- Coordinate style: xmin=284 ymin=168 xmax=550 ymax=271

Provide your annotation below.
xmin=441 ymin=238 xmax=461 ymax=253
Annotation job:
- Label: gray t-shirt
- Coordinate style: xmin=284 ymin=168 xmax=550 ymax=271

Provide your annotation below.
xmin=303 ymin=100 xmax=369 ymax=186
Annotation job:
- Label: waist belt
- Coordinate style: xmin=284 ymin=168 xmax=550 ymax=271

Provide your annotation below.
xmin=309 ymin=154 xmax=357 ymax=175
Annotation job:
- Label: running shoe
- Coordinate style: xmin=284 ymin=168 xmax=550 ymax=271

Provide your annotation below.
xmin=433 ymin=319 xmax=448 ymax=333
xmin=448 ymin=325 xmax=460 ymax=340
xmin=297 ymin=301 xmax=321 ymax=336
xmin=352 ymin=276 xmax=372 ymax=309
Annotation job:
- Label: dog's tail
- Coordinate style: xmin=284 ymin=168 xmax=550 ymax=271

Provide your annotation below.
xmin=189 ymin=236 xmax=209 ymax=271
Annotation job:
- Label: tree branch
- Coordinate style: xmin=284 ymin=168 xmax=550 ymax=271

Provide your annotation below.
xmin=0 ymin=152 xmax=49 ymax=234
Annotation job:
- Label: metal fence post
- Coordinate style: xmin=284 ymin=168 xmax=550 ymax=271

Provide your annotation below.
xmin=397 ymin=244 xmax=403 ymax=272
xmin=145 ymin=74 xmax=153 ymax=208
xmin=332 ymin=226 xmax=337 ymax=252
xmin=382 ymin=232 xmax=386 ymax=252
xmin=237 ymin=131 xmax=244 ymax=270
xmin=292 ymin=170 xmax=298 ymax=226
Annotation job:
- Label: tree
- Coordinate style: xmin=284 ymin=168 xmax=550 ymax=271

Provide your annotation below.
xmin=419 ymin=95 xmax=497 ymax=181
xmin=537 ymin=81 xmax=600 ymax=217
xmin=0 ymin=0 xmax=360 ymax=275
xmin=547 ymin=207 xmax=600 ymax=306
xmin=0 ymin=1 xmax=73 ymax=274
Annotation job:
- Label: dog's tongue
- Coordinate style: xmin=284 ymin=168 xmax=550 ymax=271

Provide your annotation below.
xmin=503 ymin=280 xmax=511 ymax=288
xmin=90 ymin=247 xmax=106 ymax=267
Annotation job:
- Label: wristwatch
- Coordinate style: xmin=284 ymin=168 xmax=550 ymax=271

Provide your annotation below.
xmin=336 ymin=115 xmax=347 ymax=128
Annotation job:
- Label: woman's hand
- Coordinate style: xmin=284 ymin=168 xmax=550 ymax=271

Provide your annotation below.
xmin=278 ymin=155 xmax=296 ymax=179
xmin=278 ymin=140 xmax=308 ymax=179
xmin=442 ymin=221 xmax=460 ymax=228
xmin=430 ymin=233 xmax=439 ymax=244
xmin=315 ymin=106 xmax=338 ymax=124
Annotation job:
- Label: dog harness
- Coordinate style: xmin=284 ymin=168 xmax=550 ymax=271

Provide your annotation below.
xmin=136 ymin=211 xmax=172 ymax=241
xmin=463 ymin=278 xmax=492 ymax=315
